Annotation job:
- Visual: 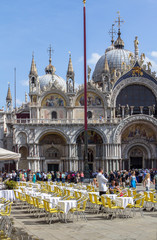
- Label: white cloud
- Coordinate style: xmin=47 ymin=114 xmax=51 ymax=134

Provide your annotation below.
xmin=21 ymin=79 xmax=29 ymax=86
xmin=87 ymin=53 xmax=101 ymax=65
xmin=16 ymin=99 xmax=22 ymax=106
xmin=151 ymin=51 xmax=157 ymax=58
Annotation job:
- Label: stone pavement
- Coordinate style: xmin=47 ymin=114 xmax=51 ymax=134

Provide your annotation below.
xmin=10 ymin=185 xmax=157 ymax=240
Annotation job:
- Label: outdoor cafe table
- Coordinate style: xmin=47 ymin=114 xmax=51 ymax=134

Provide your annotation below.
xmin=115 ymin=197 xmax=134 ymax=208
xmin=58 ymin=200 xmax=77 ymax=215
xmin=0 ymin=190 xmax=15 ymax=201
xmin=104 ymin=194 xmax=117 ymax=200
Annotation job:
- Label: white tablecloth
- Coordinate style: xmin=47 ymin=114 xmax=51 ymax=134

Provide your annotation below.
xmin=58 ymin=200 xmax=77 ymax=214
xmin=48 ymin=197 xmax=61 ymax=208
xmin=115 ymin=197 xmax=134 ymax=208
xmin=104 ymin=194 xmax=117 ymax=200
xmin=0 ymin=190 xmax=15 ymax=201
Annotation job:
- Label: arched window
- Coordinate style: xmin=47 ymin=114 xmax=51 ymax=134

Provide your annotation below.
xmin=116 ymin=84 xmax=156 ymax=115
xmin=88 ymin=149 xmax=94 ymax=162
xmin=31 ymin=77 xmax=35 ymax=84
xmin=87 ymin=111 xmax=92 ymax=119
xmin=52 ymin=111 xmax=57 ymax=119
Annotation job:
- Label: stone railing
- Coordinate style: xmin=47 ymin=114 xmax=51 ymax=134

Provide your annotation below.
xmin=6 ymin=118 xmax=121 ymax=125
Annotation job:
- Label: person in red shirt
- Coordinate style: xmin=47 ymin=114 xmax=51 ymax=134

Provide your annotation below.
xmin=80 ymin=171 xmax=84 ymax=183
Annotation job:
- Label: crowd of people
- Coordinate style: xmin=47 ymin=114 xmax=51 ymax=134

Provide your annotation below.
xmin=0 ymin=168 xmax=157 ymax=191
xmin=0 ymin=170 xmax=85 ymax=184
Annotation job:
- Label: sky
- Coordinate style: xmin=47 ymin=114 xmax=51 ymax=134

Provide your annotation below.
xmin=0 ymin=0 xmax=157 ymax=108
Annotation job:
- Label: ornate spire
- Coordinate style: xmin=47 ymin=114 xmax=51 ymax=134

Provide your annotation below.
xmin=6 ymin=82 xmax=12 ymax=101
xmin=45 ymin=45 xmax=56 ymax=74
xmin=134 ymin=36 xmax=139 ymax=60
xmin=103 ymin=53 xmax=109 ymax=72
xmin=29 ymin=53 xmax=38 ymax=76
xmin=67 ymin=52 xmax=74 ymax=74
xmin=114 ymin=12 xmax=125 ymax=49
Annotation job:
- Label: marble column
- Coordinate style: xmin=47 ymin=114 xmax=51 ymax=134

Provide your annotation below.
xmin=130 ymin=106 xmax=134 ymax=115
xmin=16 ymin=161 xmax=19 ymax=170
xmin=140 ymin=106 xmax=143 ymax=114
xmin=121 ymin=106 xmax=125 ymax=118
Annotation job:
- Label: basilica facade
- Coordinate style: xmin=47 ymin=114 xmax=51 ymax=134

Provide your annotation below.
xmin=3 ymin=24 xmax=157 ymax=173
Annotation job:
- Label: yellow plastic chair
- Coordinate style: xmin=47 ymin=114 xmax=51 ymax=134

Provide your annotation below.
xmin=150 ymin=192 xmax=157 ymax=209
xmin=144 ymin=192 xmax=151 ymax=208
xmin=106 ymin=197 xmax=122 ymax=219
xmin=18 ymin=192 xmax=26 ymax=209
xmin=88 ymin=193 xmax=96 ymax=212
xmin=101 ymin=196 xmax=110 ymax=217
xmin=35 ymin=197 xmax=45 ymax=218
xmin=44 ymin=200 xmax=60 ymax=224
xmin=94 ymin=194 xmax=102 ymax=213
xmin=1 ymin=202 xmax=13 ymax=217
xmin=70 ymin=198 xmax=88 ymax=221
xmin=134 ymin=197 xmax=145 ymax=217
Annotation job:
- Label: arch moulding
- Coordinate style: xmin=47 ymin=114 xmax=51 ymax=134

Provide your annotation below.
xmin=111 ymin=77 xmax=157 ymax=107
xmin=113 ymin=114 xmax=157 ymax=144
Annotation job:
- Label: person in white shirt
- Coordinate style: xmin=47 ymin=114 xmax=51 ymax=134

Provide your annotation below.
xmin=143 ymin=173 xmax=151 ymax=191
xmin=96 ymin=167 xmax=108 ymax=195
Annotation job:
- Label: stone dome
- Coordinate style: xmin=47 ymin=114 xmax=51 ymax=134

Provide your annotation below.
xmin=39 ymin=74 xmax=66 ymax=91
xmin=92 ymin=48 xmax=133 ymax=83
xmin=106 ymin=44 xmax=115 ymax=53
xmin=92 ymin=31 xmax=134 ymax=83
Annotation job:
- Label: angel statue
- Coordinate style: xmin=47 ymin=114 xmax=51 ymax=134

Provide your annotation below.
xmin=147 ymin=62 xmax=152 ymax=71
xmin=129 ymin=53 xmax=134 ymax=65
xmin=140 ymin=53 xmax=145 ymax=65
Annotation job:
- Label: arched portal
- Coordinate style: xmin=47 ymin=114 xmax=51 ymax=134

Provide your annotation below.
xmin=39 ymin=133 xmax=67 ymax=172
xmin=121 ymin=123 xmax=156 ymax=169
xmin=76 ymin=130 xmax=103 ymax=172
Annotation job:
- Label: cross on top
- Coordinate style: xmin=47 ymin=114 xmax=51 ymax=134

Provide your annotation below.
xmin=109 ymin=24 xmax=116 ymax=44
xmin=48 ymin=45 xmax=54 ymax=64
xmin=115 ymin=11 xmax=124 ymax=31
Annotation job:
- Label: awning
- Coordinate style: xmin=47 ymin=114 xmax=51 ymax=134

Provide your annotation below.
xmin=0 ymin=148 xmax=21 ymax=161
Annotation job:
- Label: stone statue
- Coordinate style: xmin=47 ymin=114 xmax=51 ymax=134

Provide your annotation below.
xmin=140 ymin=53 xmax=145 ymax=65
xmin=88 ymin=65 xmax=91 ymax=82
xmin=106 ymin=93 xmax=110 ymax=106
xmin=69 ymin=80 xmax=73 ymax=92
xmin=153 ymin=104 xmax=156 ymax=115
xmin=147 ymin=62 xmax=152 ymax=71
xmin=25 ymin=92 xmax=28 ymax=103
xmin=121 ymin=62 xmax=126 ymax=71
xmin=125 ymin=104 xmax=129 ymax=116
xmin=117 ymin=104 xmax=121 ymax=116
xmin=129 ymin=53 xmax=134 ymax=65
xmin=134 ymin=36 xmax=139 ymax=51
xmin=117 ymin=70 xmax=121 ymax=78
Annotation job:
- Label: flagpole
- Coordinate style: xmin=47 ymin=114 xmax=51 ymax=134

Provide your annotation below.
xmin=83 ymin=0 xmax=89 ymax=178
